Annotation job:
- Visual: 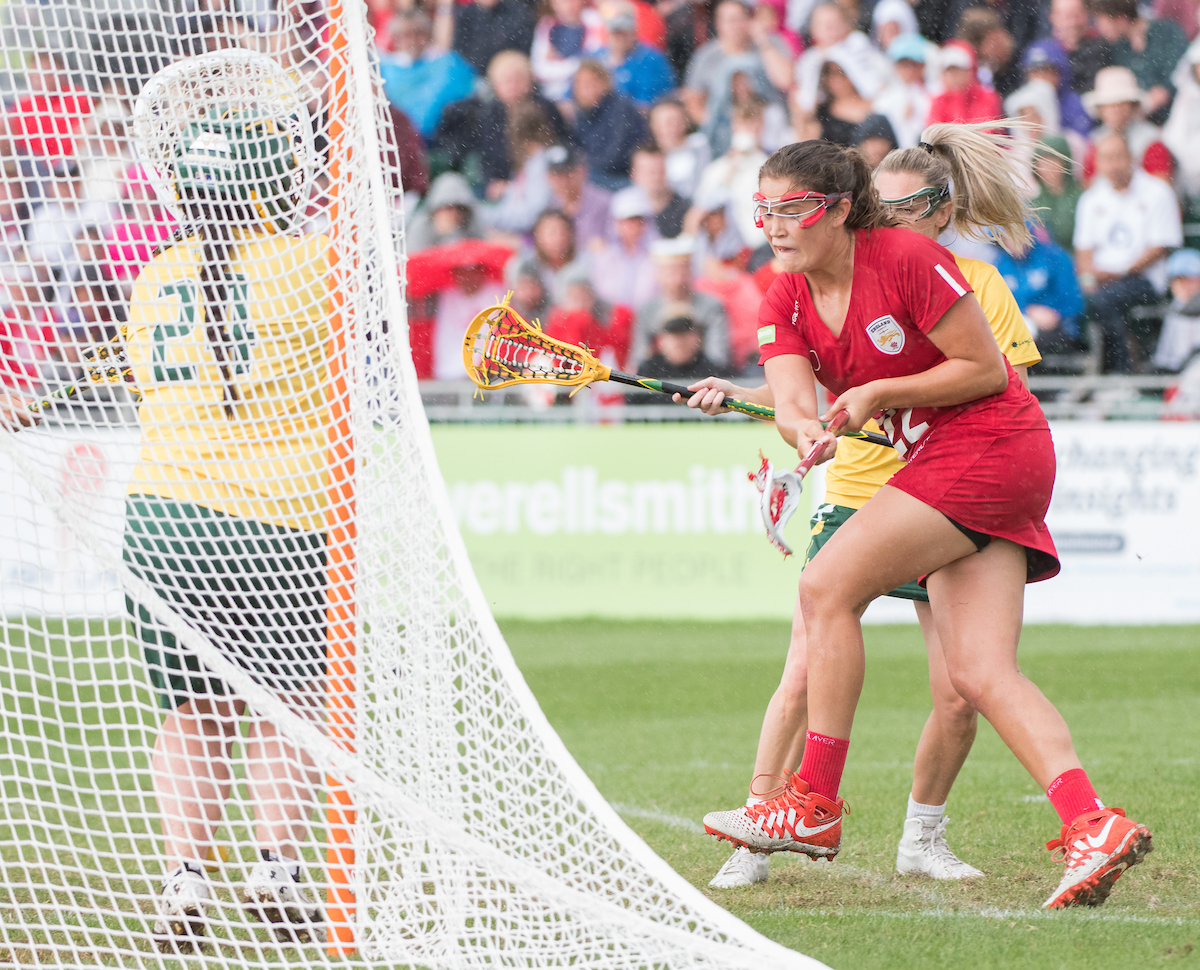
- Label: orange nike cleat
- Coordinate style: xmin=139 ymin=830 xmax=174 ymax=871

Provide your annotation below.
xmin=703 ymin=774 xmax=847 ymax=860
xmin=1042 ymin=808 xmax=1153 ymax=908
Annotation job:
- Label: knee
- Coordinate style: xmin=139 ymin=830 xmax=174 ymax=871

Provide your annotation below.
xmin=945 ymin=667 xmax=989 ymax=711
xmin=931 ymin=685 xmax=977 ymax=728
xmin=797 ymin=569 xmax=844 ymax=623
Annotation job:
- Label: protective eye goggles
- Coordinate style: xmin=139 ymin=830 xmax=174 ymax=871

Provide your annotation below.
xmin=880 ymin=184 xmax=950 ymax=222
xmin=752 ymin=191 xmax=852 ymax=229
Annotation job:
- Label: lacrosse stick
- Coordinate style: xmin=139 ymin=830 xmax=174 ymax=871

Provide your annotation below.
xmin=463 ymin=300 xmax=893 ymax=445
xmin=751 ymin=410 xmax=852 ymax=557
xmin=28 ymin=337 xmax=138 ymax=414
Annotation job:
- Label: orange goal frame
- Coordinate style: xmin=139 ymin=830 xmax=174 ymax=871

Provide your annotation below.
xmin=324 ymin=0 xmax=357 ymax=954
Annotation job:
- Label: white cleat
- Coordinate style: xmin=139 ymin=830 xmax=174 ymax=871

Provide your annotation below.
xmin=703 ymin=777 xmax=844 ymax=859
xmin=896 ymin=816 xmax=984 ymax=880
xmin=1042 ymin=808 xmax=1152 ymax=908
xmin=243 ymin=857 xmax=324 ymax=943
xmin=709 ymin=846 xmax=770 ymax=888
xmin=153 ymin=864 xmax=213 ymax=952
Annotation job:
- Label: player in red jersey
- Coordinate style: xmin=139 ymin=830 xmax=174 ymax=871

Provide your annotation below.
xmin=700 ymin=140 xmax=1150 ymax=909
xmin=702 ymin=124 xmax=1047 ymax=889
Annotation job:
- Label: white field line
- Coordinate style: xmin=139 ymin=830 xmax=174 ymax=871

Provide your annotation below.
xmin=768 ymin=857 xmax=951 ymax=906
xmin=612 ymin=803 xmax=706 ymax=834
xmin=765 ymin=907 xmax=1200 ymax=926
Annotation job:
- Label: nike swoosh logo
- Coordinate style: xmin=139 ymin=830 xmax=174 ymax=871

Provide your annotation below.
xmin=792 ymin=818 xmax=840 ymax=838
xmin=1086 ymin=815 xmax=1118 ymax=849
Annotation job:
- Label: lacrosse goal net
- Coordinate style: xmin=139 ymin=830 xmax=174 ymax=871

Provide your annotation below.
xmin=0 ymin=3 xmax=823 ymax=968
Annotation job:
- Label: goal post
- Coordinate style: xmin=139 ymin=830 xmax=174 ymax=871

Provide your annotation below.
xmin=322 ymin=0 xmax=356 ymax=952
xmin=0 ymin=2 xmax=829 ymax=968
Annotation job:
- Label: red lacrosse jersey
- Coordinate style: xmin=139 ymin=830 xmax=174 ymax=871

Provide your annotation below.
xmin=757 ymin=226 xmax=1020 ymax=458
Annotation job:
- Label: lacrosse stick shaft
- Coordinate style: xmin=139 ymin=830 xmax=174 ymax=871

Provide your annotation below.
xmin=607 ymin=371 xmax=892 ymax=448
xmin=29 ymin=382 xmax=89 ymax=414
xmin=606 ymin=371 xmax=775 ymax=420
xmin=797 ymin=409 xmax=851 ymax=478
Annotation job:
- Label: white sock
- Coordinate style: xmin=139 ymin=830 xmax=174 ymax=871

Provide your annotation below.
xmin=906 ymin=794 xmax=946 ymax=821
xmin=746 ymin=796 xmax=766 ymax=807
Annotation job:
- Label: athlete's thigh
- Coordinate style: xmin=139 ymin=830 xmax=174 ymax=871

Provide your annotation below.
xmin=802 ymin=485 xmax=978 ymax=611
xmin=925 ymin=537 xmax=1027 ymax=680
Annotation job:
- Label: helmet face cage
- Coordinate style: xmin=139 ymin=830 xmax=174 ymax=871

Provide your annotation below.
xmin=752 ymin=191 xmax=852 ymax=229
xmin=879 ymin=184 xmax=950 ymax=223
xmin=133 ymin=50 xmax=314 ymax=233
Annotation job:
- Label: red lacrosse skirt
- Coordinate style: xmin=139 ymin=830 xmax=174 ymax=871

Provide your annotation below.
xmin=886 ymin=388 xmax=1060 ymax=584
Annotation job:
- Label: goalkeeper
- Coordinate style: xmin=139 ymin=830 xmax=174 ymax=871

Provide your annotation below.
xmin=0 ymin=94 xmax=330 ymax=944
xmin=119 ymin=88 xmax=331 ymax=946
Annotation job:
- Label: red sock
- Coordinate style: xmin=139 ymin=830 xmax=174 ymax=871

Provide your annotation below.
xmin=797 ymin=731 xmax=850 ymax=801
xmin=1046 ymin=768 xmax=1103 ymax=824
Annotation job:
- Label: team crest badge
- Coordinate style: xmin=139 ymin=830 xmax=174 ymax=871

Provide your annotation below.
xmin=865 ymin=315 xmax=905 ymax=355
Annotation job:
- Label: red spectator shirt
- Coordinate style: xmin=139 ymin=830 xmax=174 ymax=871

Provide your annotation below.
xmin=545 ymin=304 xmax=633 ymax=371
xmin=756 ymin=226 xmax=984 ymax=459
xmin=6 ymin=90 xmax=94 ymax=162
xmin=0 ymin=311 xmax=56 ymax=392
xmin=925 ymin=83 xmax=1002 ymax=127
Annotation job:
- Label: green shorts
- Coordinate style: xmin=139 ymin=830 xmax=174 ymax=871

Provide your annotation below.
xmin=803 ymin=503 xmax=929 ymax=602
xmin=123 ymin=496 xmax=327 ymax=711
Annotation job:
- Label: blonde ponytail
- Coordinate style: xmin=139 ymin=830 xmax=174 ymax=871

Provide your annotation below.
xmin=877 ymin=118 xmax=1037 ymax=255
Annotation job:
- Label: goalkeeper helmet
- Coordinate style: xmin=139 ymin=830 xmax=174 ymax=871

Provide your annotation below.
xmin=173 ymin=109 xmax=303 ymax=230
xmin=133 ymin=50 xmax=314 ymax=234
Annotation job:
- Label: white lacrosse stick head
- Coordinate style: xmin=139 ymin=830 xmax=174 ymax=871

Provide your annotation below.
xmin=749 ymin=412 xmax=848 ymax=557
xmin=132 ymin=49 xmax=315 ymax=234
xmin=749 ymin=453 xmax=807 ymax=557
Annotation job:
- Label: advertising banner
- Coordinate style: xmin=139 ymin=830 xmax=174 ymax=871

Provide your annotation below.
xmin=434 ymin=423 xmax=810 ymax=619
xmin=2 ymin=421 xmax=1198 ymax=623
xmin=0 ymin=428 xmax=140 ymax=615
xmin=839 ymin=422 xmax=1200 ymax=624
xmin=436 ymin=422 xmax=1200 ymax=624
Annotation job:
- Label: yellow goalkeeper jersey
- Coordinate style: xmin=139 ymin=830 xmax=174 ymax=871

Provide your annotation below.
xmin=124 ymin=230 xmax=332 ymax=532
xmin=823 ymin=255 xmax=1042 ymax=509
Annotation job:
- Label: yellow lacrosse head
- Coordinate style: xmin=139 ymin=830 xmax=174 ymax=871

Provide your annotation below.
xmin=462 ymin=298 xmax=612 ymax=394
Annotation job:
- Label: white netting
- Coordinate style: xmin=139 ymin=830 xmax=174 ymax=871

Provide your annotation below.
xmin=0 ymin=3 xmax=822 ymax=968
xmin=132 ymin=49 xmax=317 ymax=233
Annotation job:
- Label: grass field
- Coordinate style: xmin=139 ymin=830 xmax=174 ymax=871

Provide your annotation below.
xmin=1 ymin=618 xmax=1197 ymax=968
xmin=501 ymin=619 xmax=1200 ymax=970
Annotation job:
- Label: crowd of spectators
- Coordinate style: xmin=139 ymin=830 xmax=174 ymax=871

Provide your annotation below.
xmin=0 ymin=12 xmax=355 ymax=399
xmin=0 ymin=46 xmax=145 ymax=396
xmin=389 ymin=0 xmax=1200 ymax=391
xmin=7 ymin=0 xmax=1200 ymax=408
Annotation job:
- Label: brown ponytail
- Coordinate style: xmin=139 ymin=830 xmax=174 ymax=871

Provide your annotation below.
xmin=758 ymin=141 xmax=897 ymax=231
